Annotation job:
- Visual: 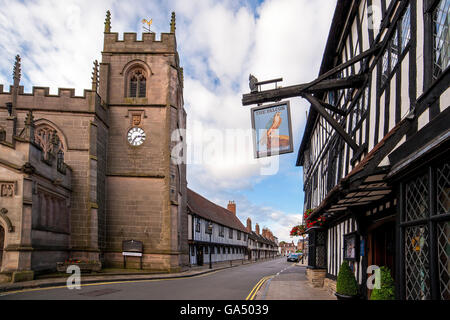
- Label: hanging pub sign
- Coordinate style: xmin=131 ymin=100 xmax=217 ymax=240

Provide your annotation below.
xmin=251 ymin=101 xmax=294 ymax=158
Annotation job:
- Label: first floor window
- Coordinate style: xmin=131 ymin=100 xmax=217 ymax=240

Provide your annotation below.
xmin=433 ymin=0 xmax=450 ymax=80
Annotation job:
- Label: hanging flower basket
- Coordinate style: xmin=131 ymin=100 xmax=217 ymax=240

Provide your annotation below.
xmin=303 ymin=208 xmax=326 ymax=230
xmin=290 ymin=224 xmax=306 ymax=237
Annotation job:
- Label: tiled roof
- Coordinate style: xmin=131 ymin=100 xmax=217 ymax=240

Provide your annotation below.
xmin=187 ymin=188 xmax=248 ymax=233
xmin=249 ymin=231 xmax=277 ymax=247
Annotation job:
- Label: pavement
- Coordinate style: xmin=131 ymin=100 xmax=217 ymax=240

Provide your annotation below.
xmin=0 ymin=258 xmax=256 ymax=294
xmin=254 ymin=259 xmax=336 ymax=300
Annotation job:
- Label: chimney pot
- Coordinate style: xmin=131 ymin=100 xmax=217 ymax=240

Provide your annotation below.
xmin=227 ymin=201 xmax=236 ymax=215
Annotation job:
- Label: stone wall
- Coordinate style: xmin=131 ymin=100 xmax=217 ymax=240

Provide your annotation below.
xmin=324 ymin=277 xmax=337 ymax=295
xmin=306 ymin=268 xmax=326 ymax=288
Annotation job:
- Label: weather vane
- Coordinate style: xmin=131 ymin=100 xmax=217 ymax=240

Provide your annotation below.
xmin=142 ymin=18 xmax=154 ymax=33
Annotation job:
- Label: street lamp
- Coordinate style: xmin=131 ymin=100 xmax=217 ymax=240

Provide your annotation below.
xmin=208 ymin=222 xmax=213 ymax=269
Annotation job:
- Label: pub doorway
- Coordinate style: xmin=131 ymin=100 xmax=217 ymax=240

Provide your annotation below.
xmin=0 ymin=225 xmax=4 ymax=270
xmin=367 ymin=219 xmax=396 ymax=297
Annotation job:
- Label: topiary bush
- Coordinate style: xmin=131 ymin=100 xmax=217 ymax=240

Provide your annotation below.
xmin=336 ymin=261 xmax=359 ymax=296
xmin=369 ymin=266 xmax=395 ymax=300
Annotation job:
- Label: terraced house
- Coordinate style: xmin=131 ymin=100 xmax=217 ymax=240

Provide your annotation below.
xmin=296 ymin=0 xmax=449 ymax=300
xmin=187 ymin=190 xmax=249 ymax=266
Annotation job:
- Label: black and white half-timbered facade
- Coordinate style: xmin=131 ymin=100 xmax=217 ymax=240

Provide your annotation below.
xmin=242 ymin=0 xmax=449 ymax=300
xmin=187 ymin=189 xmax=249 ymax=266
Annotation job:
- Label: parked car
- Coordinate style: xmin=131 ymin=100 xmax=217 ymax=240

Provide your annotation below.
xmin=287 ymin=253 xmax=301 ymax=262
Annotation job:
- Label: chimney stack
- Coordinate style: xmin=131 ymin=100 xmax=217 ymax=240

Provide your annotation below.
xmin=246 ymin=218 xmax=252 ymax=232
xmin=227 ymin=201 xmax=236 ymax=215
xmin=255 ymin=223 xmax=260 ymax=235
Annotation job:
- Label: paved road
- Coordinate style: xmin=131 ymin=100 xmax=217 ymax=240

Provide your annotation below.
xmin=0 ymin=257 xmax=298 ymax=300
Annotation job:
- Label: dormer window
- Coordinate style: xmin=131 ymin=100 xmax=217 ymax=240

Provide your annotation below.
xmin=128 ymin=69 xmax=146 ymax=98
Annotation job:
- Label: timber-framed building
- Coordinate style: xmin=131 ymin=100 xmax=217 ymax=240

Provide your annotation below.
xmin=297 ymin=0 xmax=449 ymax=300
xmin=243 ymin=0 xmax=449 ymax=300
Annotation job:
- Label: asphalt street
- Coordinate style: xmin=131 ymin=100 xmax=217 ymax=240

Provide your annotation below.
xmin=0 ymin=257 xmax=300 ymax=300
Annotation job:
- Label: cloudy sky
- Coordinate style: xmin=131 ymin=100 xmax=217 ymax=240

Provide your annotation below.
xmin=0 ymin=0 xmax=337 ymax=243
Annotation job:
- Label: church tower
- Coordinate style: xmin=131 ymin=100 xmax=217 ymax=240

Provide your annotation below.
xmin=98 ymin=11 xmax=188 ymax=271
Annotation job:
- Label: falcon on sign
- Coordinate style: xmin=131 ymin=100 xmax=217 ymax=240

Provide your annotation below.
xmin=259 ymin=111 xmax=282 ymax=147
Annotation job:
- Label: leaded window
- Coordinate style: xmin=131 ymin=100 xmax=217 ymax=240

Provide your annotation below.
xmin=437 ymin=221 xmax=450 ymax=300
xmin=405 ymin=225 xmax=431 ymax=300
xmin=229 ymin=228 xmax=233 ymax=239
xmin=380 ymin=5 xmax=411 ymax=87
xmin=401 ymin=158 xmax=450 ymax=300
xmin=437 ymin=162 xmax=450 ymax=214
xmin=219 ymin=225 xmax=224 ymax=237
xmin=433 ymin=0 xmax=450 ymax=80
xmin=405 ymin=173 xmax=429 ymax=222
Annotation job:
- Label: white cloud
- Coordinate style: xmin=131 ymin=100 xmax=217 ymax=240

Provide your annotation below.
xmin=0 ymin=0 xmax=336 ymax=241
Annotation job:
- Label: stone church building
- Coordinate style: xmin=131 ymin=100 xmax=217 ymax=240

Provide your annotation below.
xmin=0 ymin=11 xmax=188 ymax=281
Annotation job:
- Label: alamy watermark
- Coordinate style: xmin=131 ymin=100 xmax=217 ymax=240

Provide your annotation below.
xmin=170 ymin=123 xmax=281 ymax=176
xmin=66 ymin=265 xmax=81 ymax=290
xmin=367 ymin=265 xmax=381 ymax=290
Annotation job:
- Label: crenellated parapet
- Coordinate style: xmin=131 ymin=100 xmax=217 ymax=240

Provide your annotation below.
xmin=0 ymin=85 xmax=107 ymax=125
xmin=103 ymin=32 xmax=177 ymax=54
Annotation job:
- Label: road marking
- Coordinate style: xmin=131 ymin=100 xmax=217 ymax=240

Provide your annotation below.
xmin=0 ymin=269 xmax=224 ymax=297
xmin=245 ymin=276 xmax=273 ymax=301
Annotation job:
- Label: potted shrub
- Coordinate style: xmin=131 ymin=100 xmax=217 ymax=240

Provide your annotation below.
xmin=335 ymin=261 xmax=360 ymax=300
xmin=369 ymin=266 xmax=395 ymax=300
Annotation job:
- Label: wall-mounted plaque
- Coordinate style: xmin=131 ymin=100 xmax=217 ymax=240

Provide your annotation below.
xmin=343 ymin=232 xmax=360 ymax=261
xmin=1 ymin=183 xmax=14 ymax=197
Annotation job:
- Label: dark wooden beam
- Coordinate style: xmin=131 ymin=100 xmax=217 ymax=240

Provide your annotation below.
xmin=303 ymin=93 xmax=359 ymax=151
xmin=301 ymin=43 xmax=381 ymax=93
xmin=321 ymin=102 xmax=347 ymax=116
xmin=242 ymin=74 xmax=366 ymax=106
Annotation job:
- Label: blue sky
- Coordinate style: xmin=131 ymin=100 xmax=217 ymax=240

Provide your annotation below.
xmin=0 ymin=0 xmax=337 ymax=242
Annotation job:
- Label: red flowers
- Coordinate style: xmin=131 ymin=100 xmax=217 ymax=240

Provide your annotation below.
xmin=65 ymin=259 xmax=82 ymax=264
xmin=290 ymin=225 xmax=306 ymax=237
xmin=304 ymin=208 xmax=326 ymax=229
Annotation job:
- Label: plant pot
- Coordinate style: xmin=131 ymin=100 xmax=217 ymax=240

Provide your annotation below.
xmin=335 ymin=292 xmax=360 ymax=300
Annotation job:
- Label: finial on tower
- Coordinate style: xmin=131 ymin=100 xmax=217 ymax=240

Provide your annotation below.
xmin=13 ymin=54 xmax=21 ymax=85
xmin=91 ymin=60 xmax=99 ymax=92
xmin=170 ymin=12 xmax=176 ymax=33
xmin=104 ymin=10 xmax=111 ymax=33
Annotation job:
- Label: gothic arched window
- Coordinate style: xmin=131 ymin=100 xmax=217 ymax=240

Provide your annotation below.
xmin=128 ymin=69 xmax=147 ymax=98
xmin=34 ymin=125 xmax=65 ymax=161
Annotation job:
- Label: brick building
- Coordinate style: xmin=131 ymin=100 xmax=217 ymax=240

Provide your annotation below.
xmin=0 ymin=11 xmax=188 ymax=281
xmin=279 ymin=241 xmax=297 ymax=256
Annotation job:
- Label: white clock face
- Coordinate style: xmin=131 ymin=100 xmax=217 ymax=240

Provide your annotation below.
xmin=127 ymin=127 xmax=146 ymax=146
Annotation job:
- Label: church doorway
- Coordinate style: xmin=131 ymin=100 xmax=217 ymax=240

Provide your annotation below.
xmin=0 ymin=225 xmax=4 ymax=269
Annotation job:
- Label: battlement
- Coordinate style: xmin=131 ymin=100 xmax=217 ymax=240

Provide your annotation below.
xmin=0 ymin=84 xmax=98 ymax=99
xmin=0 ymin=83 xmax=107 ymax=124
xmin=103 ymin=32 xmax=177 ymax=54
